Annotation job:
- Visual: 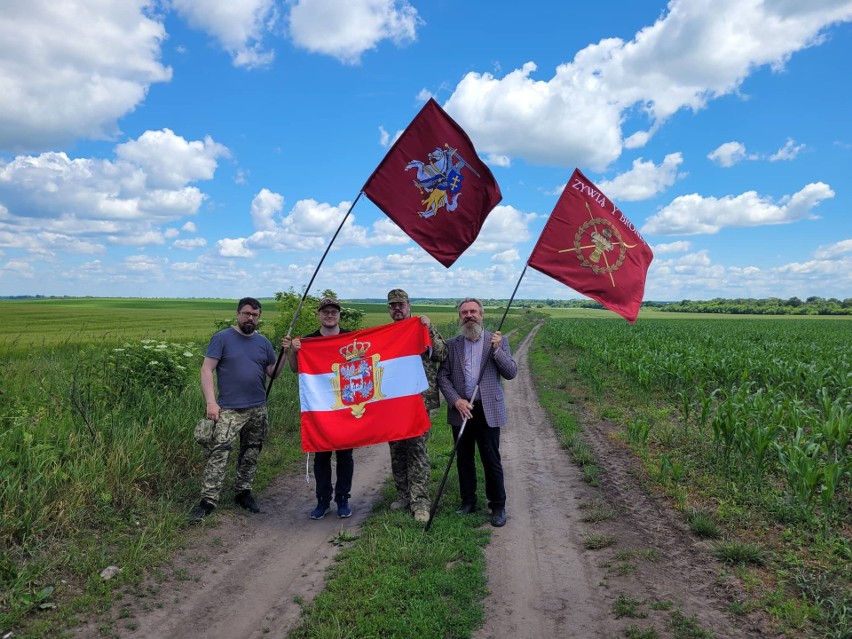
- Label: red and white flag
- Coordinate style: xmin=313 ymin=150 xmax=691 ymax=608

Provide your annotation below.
xmin=528 ymin=168 xmax=654 ymax=323
xmin=363 ymin=98 xmax=502 ymax=267
xmin=297 ymin=317 xmax=432 ymax=452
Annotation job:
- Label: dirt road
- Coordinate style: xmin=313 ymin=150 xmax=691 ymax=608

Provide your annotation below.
xmin=74 ymin=324 xmax=766 ymax=638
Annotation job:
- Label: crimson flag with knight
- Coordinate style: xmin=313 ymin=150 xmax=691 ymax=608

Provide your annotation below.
xmin=363 ymin=98 xmax=502 ymax=267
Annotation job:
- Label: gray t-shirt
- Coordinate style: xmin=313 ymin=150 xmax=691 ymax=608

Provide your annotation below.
xmin=206 ymin=327 xmax=276 ymax=409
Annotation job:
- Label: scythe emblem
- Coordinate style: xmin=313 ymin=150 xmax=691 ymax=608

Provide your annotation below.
xmin=559 ymin=203 xmax=638 ymax=287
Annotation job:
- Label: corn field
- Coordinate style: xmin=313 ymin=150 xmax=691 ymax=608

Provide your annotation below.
xmin=539 ymin=317 xmax=851 ymax=522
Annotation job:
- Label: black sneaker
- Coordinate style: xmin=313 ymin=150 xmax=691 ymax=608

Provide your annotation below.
xmin=234 ymin=490 xmax=260 ymax=513
xmin=189 ymin=500 xmax=215 ymax=524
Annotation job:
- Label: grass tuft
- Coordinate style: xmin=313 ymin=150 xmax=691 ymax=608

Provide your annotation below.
xmin=613 ymin=593 xmax=647 ymax=618
xmin=712 ymin=540 xmax=766 ymax=565
xmin=686 ymin=509 xmax=722 ymax=539
xmin=583 ymin=532 xmax=617 ymax=550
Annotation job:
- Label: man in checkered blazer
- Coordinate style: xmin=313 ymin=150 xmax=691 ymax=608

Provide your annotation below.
xmin=438 ymin=297 xmax=517 ymax=527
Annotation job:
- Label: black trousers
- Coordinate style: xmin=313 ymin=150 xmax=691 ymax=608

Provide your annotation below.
xmin=452 ymin=402 xmax=506 ymax=510
xmin=314 ymin=449 xmax=354 ymax=504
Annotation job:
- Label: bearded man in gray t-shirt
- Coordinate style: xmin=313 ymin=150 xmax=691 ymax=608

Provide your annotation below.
xmin=189 ymin=297 xmax=282 ymax=523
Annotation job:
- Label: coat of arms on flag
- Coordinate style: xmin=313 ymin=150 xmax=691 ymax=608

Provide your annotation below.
xmin=406 ymin=144 xmax=479 ymax=219
xmin=297 ymin=318 xmax=433 ymax=452
xmin=330 ymin=338 xmax=385 ymax=417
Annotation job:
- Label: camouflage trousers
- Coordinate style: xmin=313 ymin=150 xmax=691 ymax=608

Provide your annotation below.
xmin=199 ymin=404 xmax=268 ymax=506
xmin=388 ymin=429 xmax=430 ymax=512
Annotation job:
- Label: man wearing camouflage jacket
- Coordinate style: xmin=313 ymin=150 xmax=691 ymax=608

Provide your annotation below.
xmin=386 ymin=289 xmax=447 ymax=522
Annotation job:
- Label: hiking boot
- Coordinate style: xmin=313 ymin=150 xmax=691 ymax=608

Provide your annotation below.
xmin=234 ymin=490 xmax=260 ymax=513
xmin=490 ymin=508 xmax=507 ymax=527
xmin=310 ymin=502 xmax=331 ymax=520
xmin=390 ymin=498 xmax=410 ymax=511
xmin=455 ymin=502 xmax=476 ymax=515
xmin=413 ymin=507 xmax=430 ymax=523
xmin=189 ymin=500 xmax=215 ymax=524
xmin=336 ymin=499 xmax=352 ymax=519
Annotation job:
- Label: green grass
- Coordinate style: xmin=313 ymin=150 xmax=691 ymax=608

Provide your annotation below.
xmin=686 ymin=509 xmax=722 ymax=539
xmin=613 ymin=593 xmax=647 ymax=618
xmin=0 ymin=298 xmax=257 ymax=348
xmin=0 ymin=299 xmax=541 ymax=639
xmin=712 ymin=541 xmax=766 ymax=565
xmin=528 ymin=316 xmax=851 ymax=638
xmin=289 ymin=417 xmax=492 ymax=638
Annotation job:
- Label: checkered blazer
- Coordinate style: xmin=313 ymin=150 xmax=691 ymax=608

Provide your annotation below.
xmin=438 ymin=330 xmax=518 ymax=428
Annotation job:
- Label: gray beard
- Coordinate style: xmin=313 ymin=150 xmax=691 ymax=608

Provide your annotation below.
xmin=460 ymin=321 xmax=483 ymax=341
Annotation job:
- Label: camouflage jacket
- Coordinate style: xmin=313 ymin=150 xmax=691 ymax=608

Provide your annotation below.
xmin=421 ymin=321 xmax=448 ymax=411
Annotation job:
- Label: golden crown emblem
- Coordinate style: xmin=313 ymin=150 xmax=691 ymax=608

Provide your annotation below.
xmin=339 ymin=339 xmax=370 ymax=361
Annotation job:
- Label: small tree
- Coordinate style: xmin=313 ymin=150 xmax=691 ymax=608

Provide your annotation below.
xmin=268 ymin=288 xmax=364 ymax=342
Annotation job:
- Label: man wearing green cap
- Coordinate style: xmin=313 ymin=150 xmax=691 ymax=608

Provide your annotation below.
xmin=386 ymin=288 xmax=447 ymax=522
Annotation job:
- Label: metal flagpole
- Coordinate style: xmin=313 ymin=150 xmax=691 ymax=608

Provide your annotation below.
xmin=424 ymin=263 xmax=532 ymax=532
xmin=265 ymin=191 xmax=364 ymax=399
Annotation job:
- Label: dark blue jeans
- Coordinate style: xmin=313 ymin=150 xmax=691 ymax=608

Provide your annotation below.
xmin=314 ymin=449 xmax=354 ymax=504
xmin=452 ymin=402 xmax=505 ymax=510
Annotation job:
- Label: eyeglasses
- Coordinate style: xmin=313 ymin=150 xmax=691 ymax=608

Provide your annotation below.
xmin=319 ymin=309 xmax=339 ymax=316
xmin=388 ymin=302 xmax=407 ymax=309
xmin=239 ymin=311 xmax=260 ymax=319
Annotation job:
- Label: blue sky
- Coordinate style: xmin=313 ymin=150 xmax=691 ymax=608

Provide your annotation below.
xmin=1 ymin=0 xmax=850 ymax=303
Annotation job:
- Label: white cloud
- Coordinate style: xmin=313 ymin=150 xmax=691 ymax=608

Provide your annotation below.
xmin=817 ymin=238 xmax=852 ymax=258
xmin=216 ymin=237 xmax=254 ymax=258
xmin=170 ymin=0 xmax=277 ymax=68
xmin=467 ymin=205 xmax=534 ymax=254
xmin=708 ymin=141 xmax=751 ymax=167
xmin=642 ymin=182 xmax=835 ymax=235
xmin=182 ymin=221 xmax=197 ymax=232
xmin=0 ymin=0 xmax=172 ymax=152
xmin=251 ymin=188 xmax=285 ymax=231
xmin=216 ymin=197 xmax=414 ymax=254
xmin=443 ymin=0 xmax=852 ymax=170
xmin=2 ymin=260 xmax=36 ymax=277
xmin=485 ymin=154 xmax=511 ymax=168
xmin=115 ymin=129 xmax=229 ymax=189
xmin=173 ymin=237 xmax=207 ymax=250
xmin=492 ymin=248 xmax=519 ymax=263
xmin=288 ymin=0 xmax=422 ymax=64
xmin=370 ymin=217 xmax=410 ymax=244
xmin=644 ymin=246 xmax=852 ymax=301
xmin=0 ymin=130 xmax=225 ymax=251
xmin=597 ymin=153 xmax=684 ymax=201
xmin=379 ymin=126 xmax=390 ymax=147
xmin=769 ymin=138 xmax=806 ymax=161
xmin=652 ymin=240 xmax=692 ymax=254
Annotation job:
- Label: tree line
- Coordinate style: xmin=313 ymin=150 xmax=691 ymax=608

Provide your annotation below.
xmin=516 ymin=297 xmax=852 ymax=316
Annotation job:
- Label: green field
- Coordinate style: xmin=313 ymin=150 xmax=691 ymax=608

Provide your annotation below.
xmin=0 ymin=298 xmax=258 ymax=347
xmin=1 ymin=298 xmax=848 ymax=638
xmin=0 ymin=297 xmax=536 ymax=348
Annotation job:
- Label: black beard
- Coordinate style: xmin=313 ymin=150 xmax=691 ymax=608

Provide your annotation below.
xmin=240 ymin=322 xmax=256 ymax=334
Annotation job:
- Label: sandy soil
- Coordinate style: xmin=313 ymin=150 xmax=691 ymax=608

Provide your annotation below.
xmin=71 ymin=323 xmax=769 ymax=639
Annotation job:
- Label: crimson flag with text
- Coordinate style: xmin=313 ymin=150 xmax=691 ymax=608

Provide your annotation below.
xmin=363 ymin=98 xmax=502 ymax=267
xmin=528 ymin=168 xmax=654 ymax=323
xmin=297 ymin=318 xmax=432 ymax=452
